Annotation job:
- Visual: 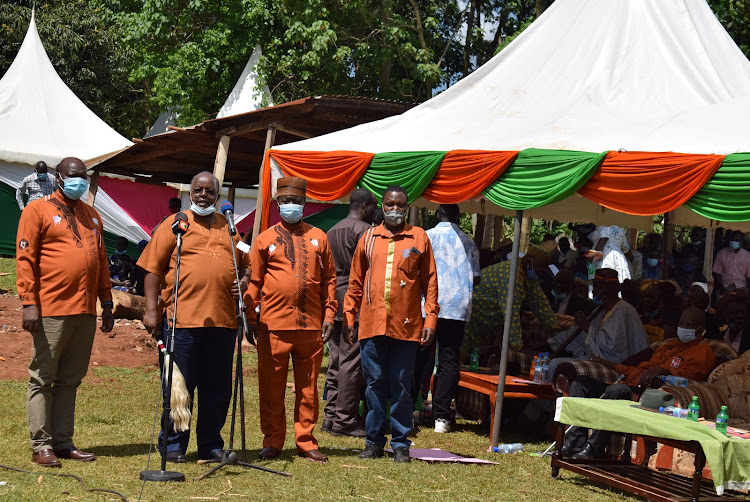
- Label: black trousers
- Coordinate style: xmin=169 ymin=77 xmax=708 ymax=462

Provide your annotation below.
xmin=411 ymin=319 xmax=466 ymax=422
xmin=565 ymin=376 xmax=631 ymax=455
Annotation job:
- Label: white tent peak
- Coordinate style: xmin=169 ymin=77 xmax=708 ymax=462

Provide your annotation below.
xmin=216 ymin=45 xmax=273 ymax=118
xmin=0 ymin=12 xmax=132 ymax=166
xmin=276 ymin=0 xmax=750 ymax=155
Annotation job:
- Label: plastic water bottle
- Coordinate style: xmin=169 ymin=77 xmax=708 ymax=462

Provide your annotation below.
xmin=660 ymin=375 xmax=689 ymax=387
xmin=533 ymin=353 xmax=544 ymax=383
xmin=493 ymin=443 xmax=523 ymax=454
xmin=469 ymin=347 xmax=480 ymax=371
xmin=529 ymin=355 xmax=539 ymax=380
xmin=687 ymin=396 xmax=700 ymax=422
xmin=716 ymin=406 xmax=729 ymax=436
xmin=542 ymin=352 xmax=551 ymax=382
xmin=659 ymin=406 xmax=688 ymax=419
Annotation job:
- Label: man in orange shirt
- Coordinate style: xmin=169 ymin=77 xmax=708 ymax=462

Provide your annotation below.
xmin=563 ymin=307 xmax=715 ymax=460
xmin=138 ymin=171 xmax=251 ymax=464
xmin=246 ymin=177 xmax=337 ymax=463
xmin=344 ymin=185 xmax=439 ymax=463
xmin=16 ymin=157 xmax=114 ymax=467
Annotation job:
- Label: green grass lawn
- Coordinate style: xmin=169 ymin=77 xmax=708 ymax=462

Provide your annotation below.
xmin=0 ymin=257 xmax=16 ymax=294
xmin=0 ymin=351 xmax=640 ymax=502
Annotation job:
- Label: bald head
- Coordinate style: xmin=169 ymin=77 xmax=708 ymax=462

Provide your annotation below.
xmin=191 ymin=171 xmax=219 ymax=192
xmin=35 ymin=161 xmax=48 ymax=174
xmin=56 ymin=157 xmax=86 ymax=178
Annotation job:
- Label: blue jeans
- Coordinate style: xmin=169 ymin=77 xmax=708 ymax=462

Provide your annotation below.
xmin=360 ymin=336 xmax=419 ymax=449
xmin=159 ymin=319 xmax=236 ymax=459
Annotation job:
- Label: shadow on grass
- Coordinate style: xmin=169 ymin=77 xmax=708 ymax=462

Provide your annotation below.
xmin=558 ymin=474 xmax=643 ymax=500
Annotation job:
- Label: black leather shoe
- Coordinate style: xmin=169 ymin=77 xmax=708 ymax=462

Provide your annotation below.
xmin=559 ymin=441 xmax=578 ymax=458
xmin=392 ymin=447 xmax=411 ymax=463
xmin=570 ymin=444 xmax=594 ymax=460
xmin=358 ymin=444 xmax=384 ymax=459
xmin=209 ymin=449 xmax=225 ymax=461
xmin=321 ymin=419 xmax=333 ymax=432
xmin=259 ymin=447 xmax=281 ymax=460
xmin=165 ymin=451 xmax=186 ymax=463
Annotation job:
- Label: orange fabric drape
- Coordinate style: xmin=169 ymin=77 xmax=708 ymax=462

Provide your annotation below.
xmin=578 ymin=151 xmax=725 ymax=215
xmin=421 ymin=150 xmax=519 ymax=203
xmin=262 ymin=150 xmax=375 ymax=230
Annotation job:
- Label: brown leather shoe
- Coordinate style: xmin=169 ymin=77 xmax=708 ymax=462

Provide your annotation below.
xmin=259 ymin=447 xmax=281 ymax=460
xmin=298 ymin=449 xmax=327 ymax=463
xmin=32 ymin=449 xmax=61 ymax=468
xmin=53 ymin=446 xmax=96 ymax=462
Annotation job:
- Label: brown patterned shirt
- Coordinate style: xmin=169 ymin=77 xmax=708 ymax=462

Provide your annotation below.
xmin=247 ymin=221 xmax=337 ymax=331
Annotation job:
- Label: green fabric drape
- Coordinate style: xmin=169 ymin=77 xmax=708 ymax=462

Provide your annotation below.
xmin=482 ymin=149 xmax=607 ymax=210
xmin=357 ymin=151 xmax=446 ymax=203
xmin=685 ymin=153 xmax=750 ymax=222
xmin=0 ymin=181 xmax=21 ymax=256
xmin=302 ymin=204 xmax=350 ymax=232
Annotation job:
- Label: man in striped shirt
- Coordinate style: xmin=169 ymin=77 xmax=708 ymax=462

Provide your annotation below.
xmin=16 ymin=162 xmax=58 ymax=210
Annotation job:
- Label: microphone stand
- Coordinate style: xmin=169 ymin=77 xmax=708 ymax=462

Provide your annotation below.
xmin=141 ymin=229 xmax=186 ymax=482
xmin=196 ymin=211 xmax=290 ymax=480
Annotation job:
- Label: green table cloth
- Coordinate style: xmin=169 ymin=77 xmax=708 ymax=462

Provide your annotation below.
xmin=555 ymin=397 xmax=750 ymax=495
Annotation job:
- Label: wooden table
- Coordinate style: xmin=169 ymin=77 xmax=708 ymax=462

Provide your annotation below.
xmin=458 ymin=370 xmax=557 ymax=433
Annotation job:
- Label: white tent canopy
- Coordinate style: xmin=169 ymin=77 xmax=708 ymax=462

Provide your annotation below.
xmin=275 ymin=0 xmax=750 ymax=155
xmin=0 ymin=11 xmax=132 ymax=166
xmin=216 ymin=45 xmax=273 ymax=118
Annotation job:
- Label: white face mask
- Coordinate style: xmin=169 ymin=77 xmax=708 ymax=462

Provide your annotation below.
xmin=190 ymin=199 xmax=216 ymax=216
xmin=677 ymin=327 xmax=698 ymax=343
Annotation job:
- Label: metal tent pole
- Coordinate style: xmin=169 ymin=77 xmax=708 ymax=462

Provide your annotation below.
xmin=490 ymin=209 xmax=523 ymax=448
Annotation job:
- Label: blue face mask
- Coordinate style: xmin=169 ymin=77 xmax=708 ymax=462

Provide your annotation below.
xmin=730 ymin=241 xmax=742 ymax=250
xmin=647 ymin=258 xmax=659 ymax=268
xmin=279 ymin=203 xmax=304 ymax=224
xmin=551 ymin=289 xmax=568 ymax=300
xmin=115 ymin=249 xmax=127 ymax=256
xmin=526 ymin=269 xmax=539 ymax=282
xmin=190 ymin=201 xmax=216 ymax=216
xmin=37 ymin=173 xmax=47 ymax=181
xmin=60 ymin=176 xmax=89 ymax=201
xmin=647 ymin=308 xmax=660 ymax=318
xmin=683 ymin=263 xmax=697 ymax=273
xmin=592 ymin=293 xmax=604 ymax=306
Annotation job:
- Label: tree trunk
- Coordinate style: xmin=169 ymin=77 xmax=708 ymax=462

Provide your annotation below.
xmin=493 ymin=214 xmax=505 ymax=249
xmin=474 ymin=213 xmax=486 ymax=248
xmin=379 ymin=0 xmax=394 ymax=96
xmin=535 ymin=0 xmax=552 ymax=18
xmin=463 ymin=0 xmax=477 ymax=76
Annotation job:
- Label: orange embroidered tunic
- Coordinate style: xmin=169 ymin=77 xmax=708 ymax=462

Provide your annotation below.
xmin=16 ymin=191 xmax=112 ymax=316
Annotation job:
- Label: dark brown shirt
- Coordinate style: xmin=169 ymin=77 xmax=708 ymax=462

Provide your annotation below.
xmin=327 ymin=217 xmax=372 ymax=321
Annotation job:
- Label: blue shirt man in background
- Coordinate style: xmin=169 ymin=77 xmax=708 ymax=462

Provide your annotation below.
xmin=416 ymin=203 xmax=480 ymax=433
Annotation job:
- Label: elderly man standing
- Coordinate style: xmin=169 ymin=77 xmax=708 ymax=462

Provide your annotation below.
xmin=138 ymin=171 xmax=251 ymax=463
xmin=420 ymin=203 xmax=480 ymax=434
xmin=247 ymin=177 xmax=337 ymax=463
xmin=323 ymin=188 xmax=378 ymax=437
xmin=16 ymin=157 xmax=114 ymax=467
xmin=16 ymin=161 xmax=58 ymax=210
xmin=344 ymin=185 xmax=439 ymax=462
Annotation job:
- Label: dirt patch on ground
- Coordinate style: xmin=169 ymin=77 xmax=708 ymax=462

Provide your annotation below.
xmin=0 ymin=294 xmax=157 ymax=381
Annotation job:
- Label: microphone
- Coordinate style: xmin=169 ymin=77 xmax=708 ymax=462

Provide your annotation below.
xmin=171 ymin=212 xmax=189 ymax=236
xmin=220 ymin=201 xmax=237 ymax=236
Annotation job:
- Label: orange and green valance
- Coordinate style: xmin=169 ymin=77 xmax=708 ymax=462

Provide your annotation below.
xmin=482 ymin=149 xmax=606 ymax=210
xmin=578 ymin=151 xmax=724 ymax=215
xmin=265 ymin=147 xmax=750 ymax=232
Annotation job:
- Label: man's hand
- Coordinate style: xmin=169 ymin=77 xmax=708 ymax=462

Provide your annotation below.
xmin=101 ymin=307 xmax=114 ymax=333
xmin=231 ymin=279 xmax=243 ymax=300
xmin=22 ymin=305 xmax=40 ymax=333
xmin=321 ymin=322 xmax=334 ymax=343
xmin=574 ymin=311 xmax=589 ymax=332
xmin=638 ymin=366 xmax=668 ymax=387
xmin=420 ymin=327 xmax=436 ymax=346
xmin=342 ymin=325 xmax=354 ymax=344
xmin=143 ymin=308 xmax=160 ymax=334
xmin=246 ymin=324 xmax=258 ymax=346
